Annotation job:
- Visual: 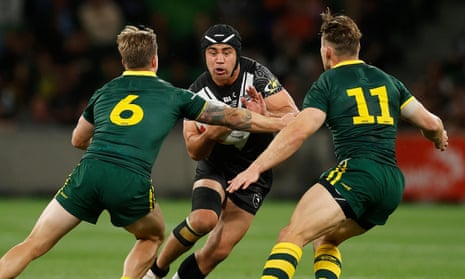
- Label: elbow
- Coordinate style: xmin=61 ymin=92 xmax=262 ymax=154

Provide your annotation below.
xmin=188 ymin=151 xmax=206 ymax=161
xmin=187 ymin=149 xmax=200 ymax=161
xmin=186 ymin=144 xmax=206 ymax=160
xmin=187 ymin=145 xmax=211 ymax=160
xmin=71 ymin=136 xmax=89 ymax=150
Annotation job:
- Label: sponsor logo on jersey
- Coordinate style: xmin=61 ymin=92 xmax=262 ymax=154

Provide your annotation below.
xmin=264 ymin=79 xmax=279 ymax=94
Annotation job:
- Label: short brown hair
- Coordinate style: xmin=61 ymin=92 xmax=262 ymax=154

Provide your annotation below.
xmin=116 ymin=25 xmax=158 ymax=69
xmin=320 ymin=8 xmax=362 ymax=56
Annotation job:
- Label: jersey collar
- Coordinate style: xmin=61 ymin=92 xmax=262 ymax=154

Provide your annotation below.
xmin=122 ymin=70 xmax=157 ymax=77
xmin=333 ymin=59 xmax=365 ymax=69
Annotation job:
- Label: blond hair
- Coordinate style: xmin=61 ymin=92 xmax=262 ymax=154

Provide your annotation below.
xmin=320 ymin=8 xmax=362 ymax=57
xmin=116 ymin=25 xmax=158 ymax=69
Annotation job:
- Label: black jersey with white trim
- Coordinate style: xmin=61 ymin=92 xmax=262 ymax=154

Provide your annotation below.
xmin=189 ymin=57 xmax=283 ymax=183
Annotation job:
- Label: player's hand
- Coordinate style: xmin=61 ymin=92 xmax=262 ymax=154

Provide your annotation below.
xmin=201 ymin=125 xmax=232 ymax=141
xmin=435 ymin=130 xmax=448 ymax=151
xmin=242 ymin=86 xmax=267 ymax=115
xmin=227 ymin=165 xmax=260 ymax=193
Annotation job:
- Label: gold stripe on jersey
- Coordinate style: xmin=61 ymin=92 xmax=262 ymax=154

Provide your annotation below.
xmin=122 ymin=70 xmax=156 ymax=77
xmin=400 ymin=95 xmax=416 ymax=110
xmin=333 ymin=59 xmax=364 ymax=68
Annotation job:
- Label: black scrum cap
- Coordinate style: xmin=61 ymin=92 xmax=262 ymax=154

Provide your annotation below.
xmin=200 ymin=24 xmax=242 ymax=72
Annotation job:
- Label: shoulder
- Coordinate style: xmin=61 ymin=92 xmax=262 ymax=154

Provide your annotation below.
xmin=240 ymin=56 xmax=273 ymax=74
xmin=189 ymin=71 xmax=211 ymax=93
xmin=239 ymin=56 xmax=257 ymax=69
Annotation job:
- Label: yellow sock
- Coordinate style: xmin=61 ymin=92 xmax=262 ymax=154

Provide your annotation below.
xmin=121 ymin=277 xmax=131 ymax=279
xmin=314 ymin=243 xmax=342 ymax=279
xmin=261 ymin=242 xmax=303 ymax=279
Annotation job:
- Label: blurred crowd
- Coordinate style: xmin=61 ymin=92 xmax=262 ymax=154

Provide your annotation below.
xmin=0 ymin=0 xmax=463 ymax=131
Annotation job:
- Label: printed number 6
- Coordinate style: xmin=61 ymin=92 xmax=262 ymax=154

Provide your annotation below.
xmin=110 ymin=95 xmax=144 ymax=126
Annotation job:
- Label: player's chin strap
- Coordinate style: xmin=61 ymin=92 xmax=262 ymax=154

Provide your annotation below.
xmin=231 ymin=62 xmax=239 ymax=77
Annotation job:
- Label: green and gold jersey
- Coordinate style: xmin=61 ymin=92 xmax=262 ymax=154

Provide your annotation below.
xmin=82 ymin=71 xmax=206 ymax=176
xmin=303 ymin=60 xmax=414 ymax=166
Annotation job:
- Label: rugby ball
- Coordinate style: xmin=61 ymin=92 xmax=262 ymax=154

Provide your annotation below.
xmin=195 ymin=121 xmax=250 ymax=149
xmin=195 ymin=88 xmax=250 ymax=149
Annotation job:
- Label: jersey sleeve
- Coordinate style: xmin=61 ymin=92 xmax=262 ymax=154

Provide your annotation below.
xmin=253 ymin=62 xmax=283 ymax=98
xmin=302 ymin=76 xmax=330 ymax=113
xmin=178 ymin=88 xmax=207 ymax=120
xmin=82 ymin=89 xmax=102 ymax=124
xmin=392 ymin=77 xmax=414 ymax=108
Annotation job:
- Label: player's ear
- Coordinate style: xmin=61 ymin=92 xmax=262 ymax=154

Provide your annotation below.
xmin=324 ymin=45 xmax=332 ymax=61
xmin=152 ymin=55 xmax=158 ymax=71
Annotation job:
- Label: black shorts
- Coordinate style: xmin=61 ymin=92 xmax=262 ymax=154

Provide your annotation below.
xmin=195 ymin=160 xmax=272 ymax=215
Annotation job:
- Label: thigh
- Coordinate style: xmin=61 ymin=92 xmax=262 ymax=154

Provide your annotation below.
xmin=124 ymin=203 xmax=165 ymax=240
xmin=29 ymin=199 xmax=81 ymax=247
xmin=279 ymin=183 xmax=346 ymax=247
xmin=194 ymin=160 xmax=271 ymax=215
xmin=193 ymin=179 xmax=225 ymax=199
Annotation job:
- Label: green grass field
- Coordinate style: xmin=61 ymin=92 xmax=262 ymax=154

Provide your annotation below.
xmin=0 ymin=198 xmax=464 ymax=279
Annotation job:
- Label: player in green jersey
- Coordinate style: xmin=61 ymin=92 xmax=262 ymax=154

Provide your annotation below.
xmin=0 ymin=25 xmax=291 ymax=279
xmin=227 ymin=8 xmax=448 ymax=279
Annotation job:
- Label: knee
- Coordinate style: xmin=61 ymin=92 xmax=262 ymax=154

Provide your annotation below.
xmin=189 ymin=186 xmax=222 ymax=233
xmin=23 ymin=237 xmax=51 ymax=259
xmin=188 ymin=210 xmax=219 ymax=234
xmin=150 ymin=233 xmax=165 ymax=245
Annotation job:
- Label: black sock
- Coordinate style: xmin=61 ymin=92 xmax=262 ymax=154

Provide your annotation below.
xmin=177 ymin=253 xmax=205 ymax=279
xmin=150 ymin=260 xmax=169 ymax=277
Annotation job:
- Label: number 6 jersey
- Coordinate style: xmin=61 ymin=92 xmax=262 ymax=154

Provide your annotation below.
xmin=81 ymin=70 xmax=206 ymax=177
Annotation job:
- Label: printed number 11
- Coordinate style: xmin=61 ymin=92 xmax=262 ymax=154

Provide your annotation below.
xmin=347 ymin=85 xmax=394 ymax=125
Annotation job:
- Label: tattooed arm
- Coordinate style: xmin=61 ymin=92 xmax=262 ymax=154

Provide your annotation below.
xmin=196 ymin=101 xmax=291 ymax=133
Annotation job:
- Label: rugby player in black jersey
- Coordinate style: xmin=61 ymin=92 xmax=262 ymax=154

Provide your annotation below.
xmin=146 ymin=24 xmax=298 ymax=279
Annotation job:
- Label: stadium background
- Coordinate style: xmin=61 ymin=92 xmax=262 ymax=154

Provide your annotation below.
xmin=0 ymin=0 xmax=464 ymax=201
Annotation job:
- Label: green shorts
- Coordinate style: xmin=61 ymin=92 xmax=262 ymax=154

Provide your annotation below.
xmin=320 ymin=158 xmax=405 ymax=227
xmin=55 ymin=158 xmax=155 ymax=227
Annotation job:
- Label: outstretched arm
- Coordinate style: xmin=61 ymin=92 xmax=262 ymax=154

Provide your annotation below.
xmin=196 ymin=100 xmax=294 ymax=133
xmin=226 ymin=108 xmax=326 ymax=192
